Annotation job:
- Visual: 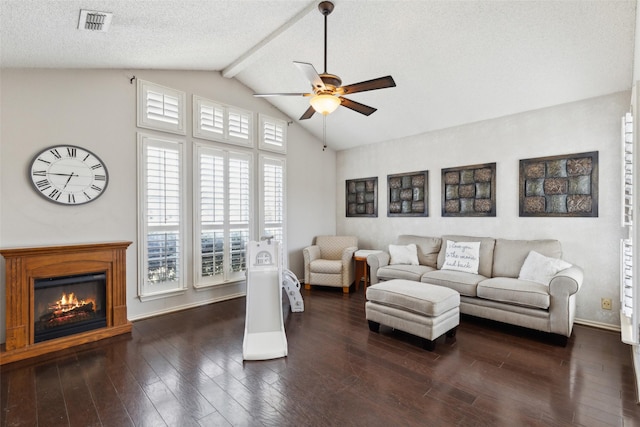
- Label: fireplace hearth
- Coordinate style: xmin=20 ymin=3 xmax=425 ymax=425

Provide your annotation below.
xmin=1 ymin=241 xmax=132 ymax=365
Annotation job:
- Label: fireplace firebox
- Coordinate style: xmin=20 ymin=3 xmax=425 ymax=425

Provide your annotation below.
xmin=34 ymin=272 xmax=107 ymax=343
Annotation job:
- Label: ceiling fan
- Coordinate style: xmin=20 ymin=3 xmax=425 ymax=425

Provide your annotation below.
xmin=254 ymin=1 xmax=396 ymax=120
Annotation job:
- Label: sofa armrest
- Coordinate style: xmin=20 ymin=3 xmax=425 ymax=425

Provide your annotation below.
xmin=548 ymin=265 xmax=583 ymax=337
xmin=341 ymin=246 xmax=358 ymax=287
xmin=367 ymin=252 xmax=390 ymax=285
xmin=549 ymin=266 xmax=583 ymax=296
xmin=341 ymin=246 xmax=358 ymax=264
xmin=303 ymin=245 xmax=321 ymax=284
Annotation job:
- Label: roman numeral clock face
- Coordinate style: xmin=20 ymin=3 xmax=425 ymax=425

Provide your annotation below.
xmin=29 ymin=145 xmax=109 ymax=205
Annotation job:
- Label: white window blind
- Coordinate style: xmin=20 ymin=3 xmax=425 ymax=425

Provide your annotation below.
xmin=193 ymin=96 xmax=253 ymax=147
xmin=624 ymin=112 xmax=634 ymax=226
xmin=194 ymin=144 xmax=253 ymax=287
xmin=621 ymin=109 xmax=637 ymax=345
xmin=259 ymin=114 xmax=287 ymax=153
xmin=137 ymin=133 xmax=186 ymax=299
xmin=137 ymin=80 xmax=186 ymax=135
xmin=146 ymin=90 xmax=180 ymax=125
xmin=260 ymin=155 xmax=285 ymax=251
xmin=199 ymin=103 xmax=225 ymax=137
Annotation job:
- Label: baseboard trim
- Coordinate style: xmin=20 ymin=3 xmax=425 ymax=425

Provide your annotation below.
xmin=574 ymin=317 xmax=621 ymax=332
xmin=128 ymin=292 xmax=246 ymax=322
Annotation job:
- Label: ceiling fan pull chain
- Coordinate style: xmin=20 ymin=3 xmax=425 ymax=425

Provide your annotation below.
xmin=322 ymin=115 xmax=327 ymax=151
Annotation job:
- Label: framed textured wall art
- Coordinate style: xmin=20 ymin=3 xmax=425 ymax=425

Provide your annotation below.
xmin=442 ymin=163 xmax=496 ymax=217
xmin=387 ymin=170 xmax=428 ymax=217
xmin=346 ymin=177 xmax=378 ymax=217
xmin=519 ymin=151 xmax=598 ymax=217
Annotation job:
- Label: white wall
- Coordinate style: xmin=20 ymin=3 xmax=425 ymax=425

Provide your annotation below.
xmin=337 ymin=91 xmax=630 ymax=327
xmin=0 ymin=69 xmax=336 ymax=343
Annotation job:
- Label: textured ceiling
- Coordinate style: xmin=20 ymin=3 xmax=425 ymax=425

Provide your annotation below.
xmin=1 ymin=0 xmax=636 ymax=151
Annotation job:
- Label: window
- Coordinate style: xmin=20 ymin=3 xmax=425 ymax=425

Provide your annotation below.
xmin=259 ymin=154 xmax=286 ymax=257
xmin=259 ymin=114 xmax=287 ymax=153
xmin=137 ymin=80 xmax=186 ymax=135
xmin=137 ymin=133 xmax=186 ymax=299
xmin=193 ymin=96 xmax=253 ymax=147
xmin=194 ymin=143 xmax=253 ymax=287
xmin=136 ymin=81 xmax=289 ymax=297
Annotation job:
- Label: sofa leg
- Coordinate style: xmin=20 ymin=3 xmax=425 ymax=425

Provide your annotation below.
xmin=446 ymin=327 xmax=457 ymax=338
xmin=368 ymin=320 xmax=380 ymax=332
xmin=304 ymin=283 xmax=311 ymax=290
xmin=422 ymin=338 xmax=436 ymax=351
xmin=342 ymin=286 xmax=350 ymax=294
xmin=550 ymin=333 xmax=568 ymax=347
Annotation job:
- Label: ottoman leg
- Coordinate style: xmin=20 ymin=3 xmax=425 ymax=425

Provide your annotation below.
xmin=368 ymin=320 xmax=380 ymax=332
xmin=446 ymin=327 xmax=457 ymax=338
xmin=422 ymin=338 xmax=436 ymax=351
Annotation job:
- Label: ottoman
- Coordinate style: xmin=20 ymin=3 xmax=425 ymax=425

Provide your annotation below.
xmin=365 ymin=279 xmax=460 ymax=351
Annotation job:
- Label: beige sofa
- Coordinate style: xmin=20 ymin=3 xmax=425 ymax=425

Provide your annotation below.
xmin=367 ymin=235 xmax=583 ymax=344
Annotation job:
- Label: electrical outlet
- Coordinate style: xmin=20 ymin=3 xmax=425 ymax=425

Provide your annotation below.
xmin=601 ymin=298 xmax=612 ymax=310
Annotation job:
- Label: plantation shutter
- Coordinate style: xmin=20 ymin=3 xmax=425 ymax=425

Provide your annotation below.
xmin=259 ymin=114 xmax=287 ymax=153
xmin=138 ymin=133 xmax=186 ymax=298
xmin=137 ymin=80 xmax=185 ymax=135
xmin=260 ymin=155 xmax=285 ymax=245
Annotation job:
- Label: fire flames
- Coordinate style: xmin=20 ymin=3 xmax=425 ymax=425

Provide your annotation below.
xmin=49 ymin=292 xmax=96 ymax=314
xmin=36 ymin=291 xmax=98 ymax=329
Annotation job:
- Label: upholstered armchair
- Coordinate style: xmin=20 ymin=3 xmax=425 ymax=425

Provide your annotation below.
xmin=303 ymin=236 xmax=358 ymax=293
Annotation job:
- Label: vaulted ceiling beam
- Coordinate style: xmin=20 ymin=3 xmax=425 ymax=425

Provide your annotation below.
xmin=222 ymin=1 xmax=317 ymax=78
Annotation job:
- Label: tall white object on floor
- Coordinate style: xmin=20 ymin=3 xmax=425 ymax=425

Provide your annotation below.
xmin=243 ymin=238 xmax=288 ymax=360
xmin=283 ymin=268 xmax=304 ymax=313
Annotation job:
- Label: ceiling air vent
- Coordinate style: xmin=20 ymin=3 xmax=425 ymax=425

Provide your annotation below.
xmin=78 ymin=9 xmax=113 ymax=32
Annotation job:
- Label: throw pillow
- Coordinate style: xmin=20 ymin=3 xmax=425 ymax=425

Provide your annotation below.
xmin=518 ymin=250 xmax=572 ymax=285
xmin=441 ymin=240 xmax=481 ymax=274
xmin=389 ymin=244 xmax=419 ymax=265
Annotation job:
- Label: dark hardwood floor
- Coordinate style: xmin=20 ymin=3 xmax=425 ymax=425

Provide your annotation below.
xmin=2 ymin=286 xmax=640 ymax=426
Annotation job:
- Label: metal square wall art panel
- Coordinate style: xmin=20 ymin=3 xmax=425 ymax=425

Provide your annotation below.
xmin=346 ymin=177 xmax=378 ymax=217
xmin=442 ymin=163 xmax=496 ymax=217
xmin=519 ymin=151 xmax=598 ymax=217
xmin=387 ymin=170 xmax=428 ymax=217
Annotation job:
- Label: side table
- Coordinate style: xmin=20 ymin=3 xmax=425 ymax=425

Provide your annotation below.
xmin=353 ymin=250 xmax=383 ymax=291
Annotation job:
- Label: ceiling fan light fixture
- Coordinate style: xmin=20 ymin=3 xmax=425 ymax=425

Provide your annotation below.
xmin=310 ymin=94 xmax=340 ymax=115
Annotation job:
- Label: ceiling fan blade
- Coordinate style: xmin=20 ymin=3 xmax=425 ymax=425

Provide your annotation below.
xmin=294 ymin=61 xmax=326 ymax=92
xmin=299 ymin=105 xmax=316 ymax=120
xmin=253 ymin=92 xmax=311 ymax=97
xmin=339 ymin=76 xmax=396 ymax=95
xmin=339 ymin=97 xmax=377 ymax=116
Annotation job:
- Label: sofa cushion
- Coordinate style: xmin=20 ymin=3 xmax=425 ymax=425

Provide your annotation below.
xmin=437 ymin=235 xmax=496 ymax=278
xmin=441 ymin=240 xmax=481 ymax=274
xmin=492 ymin=238 xmax=562 ymax=278
xmin=422 ymin=270 xmax=486 ymax=297
xmin=377 ymin=264 xmax=436 ymax=282
xmin=310 ymin=259 xmax=342 ymax=274
xmin=397 ymin=235 xmax=442 ymax=268
xmin=477 ymin=277 xmax=550 ymax=309
xmin=389 ymin=243 xmax=419 ymax=265
xmin=518 ymin=251 xmax=572 ymax=285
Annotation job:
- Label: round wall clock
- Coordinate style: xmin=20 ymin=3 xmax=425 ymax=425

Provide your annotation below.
xmin=29 ymin=145 xmax=109 ymax=205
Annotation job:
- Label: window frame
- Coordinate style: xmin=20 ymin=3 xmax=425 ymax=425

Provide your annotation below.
xmin=258 ymin=114 xmax=287 ymax=154
xmin=137 ymin=79 xmax=186 ymax=135
xmin=259 ymin=153 xmax=287 ymax=265
xmin=193 ymin=95 xmax=254 ymax=148
xmin=137 ymin=132 xmax=187 ymax=300
xmin=193 ymin=141 xmax=255 ymax=288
